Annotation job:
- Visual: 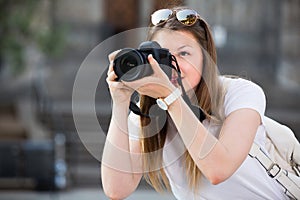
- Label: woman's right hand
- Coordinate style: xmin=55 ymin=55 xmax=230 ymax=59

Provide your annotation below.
xmin=106 ymin=50 xmax=134 ymax=105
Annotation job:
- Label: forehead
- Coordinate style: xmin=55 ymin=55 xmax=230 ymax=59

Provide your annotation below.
xmin=151 ymin=30 xmax=199 ymax=50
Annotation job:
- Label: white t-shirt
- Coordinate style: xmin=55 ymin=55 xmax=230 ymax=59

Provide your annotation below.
xmin=128 ymin=77 xmax=289 ymax=200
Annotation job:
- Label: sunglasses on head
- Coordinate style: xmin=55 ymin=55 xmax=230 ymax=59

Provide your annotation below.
xmin=151 ymin=8 xmax=201 ymax=26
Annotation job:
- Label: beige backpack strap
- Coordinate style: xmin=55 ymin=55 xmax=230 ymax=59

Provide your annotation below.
xmin=264 ymin=117 xmax=300 ymax=169
xmin=249 ymin=143 xmax=300 ymax=199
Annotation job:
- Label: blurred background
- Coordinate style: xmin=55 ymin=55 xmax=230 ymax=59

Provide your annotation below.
xmin=0 ymin=0 xmax=299 ymax=199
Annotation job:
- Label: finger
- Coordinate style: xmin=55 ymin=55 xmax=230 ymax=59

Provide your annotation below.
xmin=108 ymin=50 xmax=121 ymax=62
xmin=147 ymin=54 xmax=162 ymax=73
xmin=107 ymin=62 xmax=113 ymax=76
xmin=147 ymin=54 xmax=173 ymax=86
xmin=121 ymin=80 xmax=140 ymax=91
xmin=108 ymin=82 xmax=134 ymax=94
xmin=107 ymin=81 xmax=122 ymax=89
xmin=106 ymin=71 xmax=118 ymax=82
xmin=107 ymin=50 xmax=121 ymax=75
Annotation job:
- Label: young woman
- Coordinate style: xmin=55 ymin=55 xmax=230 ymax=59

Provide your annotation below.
xmin=102 ymin=6 xmax=289 ymax=199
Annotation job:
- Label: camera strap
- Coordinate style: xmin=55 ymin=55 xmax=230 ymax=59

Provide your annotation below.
xmin=129 ymin=55 xmax=206 ymax=122
xmin=129 ymin=100 xmax=150 ymax=118
xmin=171 ymin=55 xmax=206 ymax=122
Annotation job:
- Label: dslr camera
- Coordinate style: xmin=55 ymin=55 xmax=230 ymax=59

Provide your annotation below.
xmin=113 ymin=41 xmax=173 ymax=81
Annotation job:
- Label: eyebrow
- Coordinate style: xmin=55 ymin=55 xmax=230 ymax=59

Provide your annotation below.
xmin=177 ymin=45 xmax=192 ymax=51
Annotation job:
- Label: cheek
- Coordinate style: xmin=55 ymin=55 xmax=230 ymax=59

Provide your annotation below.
xmin=182 ymin=61 xmax=202 ymax=88
xmin=189 ymin=70 xmax=202 ymax=88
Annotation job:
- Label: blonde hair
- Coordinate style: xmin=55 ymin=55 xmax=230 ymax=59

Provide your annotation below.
xmin=140 ymin=6 xmax=226 ymax=192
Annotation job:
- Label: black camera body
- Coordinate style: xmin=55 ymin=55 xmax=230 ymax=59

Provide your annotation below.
xmin=113 ymin=41 xmax=173 ymax=81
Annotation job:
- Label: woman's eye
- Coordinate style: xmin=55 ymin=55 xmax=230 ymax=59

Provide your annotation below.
xmin=179 ymin=51 xmax=190 ymax=57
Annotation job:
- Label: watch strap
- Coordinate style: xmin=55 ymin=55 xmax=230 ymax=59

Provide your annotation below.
xmin=164 ymin=88 xmax=182 ymax=106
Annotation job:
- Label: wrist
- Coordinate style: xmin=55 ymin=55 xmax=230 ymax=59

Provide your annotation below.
xmin=156 ymin=88 xmax=182 ymax=110
xmin=112 ymin=101 xmax=130 ymax=115
xmin=167 ymin=94 xmax=182 ymax=110
xmin=111 ymin=103 xmax=130 ymax=131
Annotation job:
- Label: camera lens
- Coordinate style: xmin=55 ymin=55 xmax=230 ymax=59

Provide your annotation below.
xmin=113 ymin=49 xmax=145 ymax=81
xmin=119 ymin=53 xmax=140 ymax=74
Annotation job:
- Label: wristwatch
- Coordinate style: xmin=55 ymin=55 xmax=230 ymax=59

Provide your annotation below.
xmin=156 ymin=88 xmax=182 ymax=110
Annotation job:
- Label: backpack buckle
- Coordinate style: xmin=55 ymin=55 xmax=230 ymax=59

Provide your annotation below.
xmin=267 ymin=163 xmax=281 ymax=178
xmin=291 ymin=159 xmax=300 ymax=177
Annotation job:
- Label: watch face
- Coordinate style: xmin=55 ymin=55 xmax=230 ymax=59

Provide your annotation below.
xmin=156 ymin=99 xmax=168 ymax=110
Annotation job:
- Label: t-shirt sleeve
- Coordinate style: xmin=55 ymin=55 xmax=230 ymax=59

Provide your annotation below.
xmin=127 ymin=111 xmax=141 ymax=140
xmin=224 ymin=78 xmax=266 ymax=120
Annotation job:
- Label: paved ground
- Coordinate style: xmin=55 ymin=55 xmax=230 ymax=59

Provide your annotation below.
xmin=0 ymin=188 xmax=176 ymax=200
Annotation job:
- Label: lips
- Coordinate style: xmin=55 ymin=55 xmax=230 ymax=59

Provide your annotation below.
xmin=171 ymin=76 xmax=184 ymax=86
xmin=171 ymin=76 xmax=178 ymax=85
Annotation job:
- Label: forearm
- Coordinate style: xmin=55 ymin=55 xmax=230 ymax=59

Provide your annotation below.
xmin=167 ymin=97 xmax=248 ymax=183
xmin=101 ymin=103 xmax=142 ymax=198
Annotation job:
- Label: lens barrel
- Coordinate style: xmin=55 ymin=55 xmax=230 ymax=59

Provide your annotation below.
xmin=114 ymin=48 xmax=154 ymax=81
xmin=113 ymin=41 xmax=172 ymax=82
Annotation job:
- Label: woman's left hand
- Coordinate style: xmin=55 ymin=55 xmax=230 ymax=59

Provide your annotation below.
xmin=122 ymin=54 xmax=177 ymax=98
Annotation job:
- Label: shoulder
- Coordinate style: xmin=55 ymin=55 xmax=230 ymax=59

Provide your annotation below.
xmin=220 ymin=76 xmax=266 ymax=118
xmin=221 ymin=76 xmax=264 ymax=93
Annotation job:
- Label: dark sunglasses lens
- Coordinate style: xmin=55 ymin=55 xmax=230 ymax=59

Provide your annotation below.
xmin=176 ymin=10 xmax=198 ymax=25
xmin=151 ymin=9 xmax=172 ymax=25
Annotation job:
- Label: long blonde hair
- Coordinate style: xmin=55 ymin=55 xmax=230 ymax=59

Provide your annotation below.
xmin=140 ymin=6 xmax=225 ymax=192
